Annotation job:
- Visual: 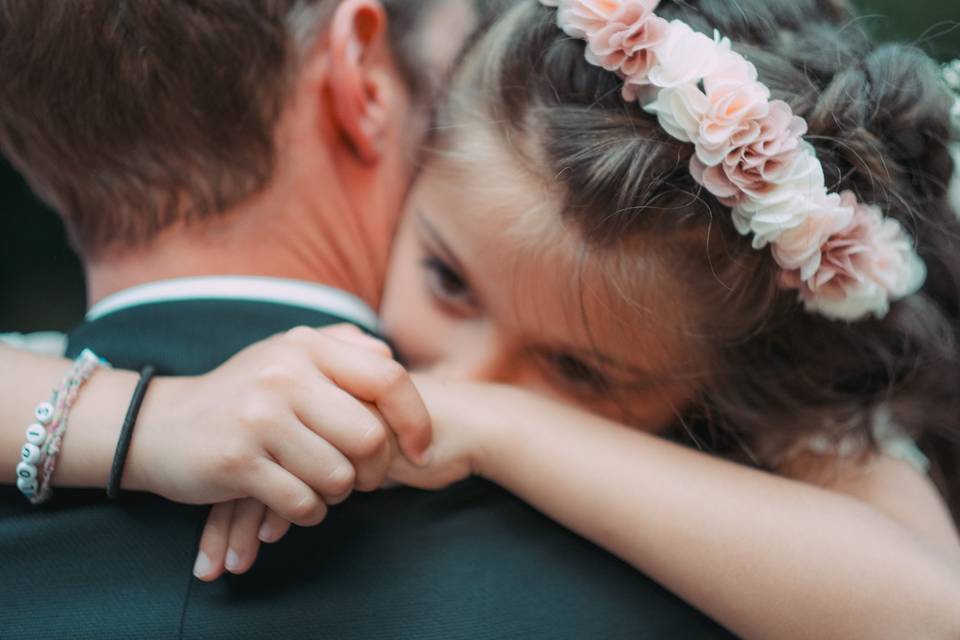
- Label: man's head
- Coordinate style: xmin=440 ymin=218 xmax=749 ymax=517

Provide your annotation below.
xmin=0 ymin=0 xmax=478 ymax=290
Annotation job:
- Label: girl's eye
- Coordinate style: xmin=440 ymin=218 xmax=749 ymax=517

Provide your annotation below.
xmin=545 ymin=352 xmax=610 ymax=395
xmin=422 ymin=256 xmax=475 ymax=311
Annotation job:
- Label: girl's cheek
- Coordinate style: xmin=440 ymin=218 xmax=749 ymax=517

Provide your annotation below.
xmin=389 ymin=308 xmax=455 ymax=371
xmin=381 ymin=269 xmax=452 ymax=370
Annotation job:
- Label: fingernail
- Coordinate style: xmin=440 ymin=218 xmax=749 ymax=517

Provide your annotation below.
xmin=258 ymin=522 xmax=273 ymax=543
xmin=225 ymin=549 xmax=240 ymax=572
xmin=193 ymin=552 xmax=212 ymax=579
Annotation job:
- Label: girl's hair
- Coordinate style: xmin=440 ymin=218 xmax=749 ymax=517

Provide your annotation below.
xmin=444 ymin=0 xmax=960 ymax=517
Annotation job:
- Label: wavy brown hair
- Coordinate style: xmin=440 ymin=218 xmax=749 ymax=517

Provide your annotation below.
xmin=442 ymin=0 xmax=960 ymax=518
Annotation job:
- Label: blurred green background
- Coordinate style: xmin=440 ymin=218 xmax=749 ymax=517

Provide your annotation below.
xmin=2 ymin=1 xmax=959 ymax=332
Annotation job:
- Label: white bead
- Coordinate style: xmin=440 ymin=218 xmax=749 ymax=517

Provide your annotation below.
xmin=21 ymin=443 xmax=42 ymax=465
xmin=25 ymin=424 xmax=46 ymax=446
xmin=16 ymin=462 xmax=38 ymax=481
xmin=35 ymin=402 xmax=55 ymax=425
xmin=16 ymin=476 xmax=38 ymax=495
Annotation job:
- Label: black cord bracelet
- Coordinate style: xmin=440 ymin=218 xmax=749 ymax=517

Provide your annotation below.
xmin=107 ymin=365 xmax=157 ymax=500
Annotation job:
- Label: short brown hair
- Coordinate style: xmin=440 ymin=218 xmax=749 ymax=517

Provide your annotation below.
xmin=0 ymin=0 xmax=446 ymax=256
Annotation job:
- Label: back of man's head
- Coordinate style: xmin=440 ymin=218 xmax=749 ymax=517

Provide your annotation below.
xmin=0 ymin=0 xmax=451 ymax=258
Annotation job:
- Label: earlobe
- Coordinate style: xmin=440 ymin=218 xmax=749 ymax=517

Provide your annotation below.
xmin=328 ymin=0 xmax=389 ymax=164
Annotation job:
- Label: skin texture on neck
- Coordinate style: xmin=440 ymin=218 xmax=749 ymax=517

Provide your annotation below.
xmin=84 ymin=168 xmax=385 ymax=309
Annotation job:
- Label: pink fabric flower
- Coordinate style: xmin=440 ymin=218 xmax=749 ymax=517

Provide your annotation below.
xmin=593 ymin=13 xmax=671 ymax=99
xmin=690 ymin=100 xmax=808 ymax=204
xmin=694 ymin=79 xmax=771 ymax=166
xmin=553 ymin=1 xmax=670 ymax=99
xmin=771 ymin=191 xmax=854 ymax=280
xmin=542 ymin=0 xmax=927 ymax=321
xmin=781 ymin=192 xmax=926 ymax=320
xmin=724 ymin=148 xmax=827 ymax=247
xmin=556 ymin=0 xmax=660 ymax=39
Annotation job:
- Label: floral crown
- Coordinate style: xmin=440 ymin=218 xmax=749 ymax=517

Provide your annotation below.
xmin=539 ymin=0 xmax=926 ymax=321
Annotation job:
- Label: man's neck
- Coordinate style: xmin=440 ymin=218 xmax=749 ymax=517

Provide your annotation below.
xmin=85 ymin=192 xmax=386 ymax=310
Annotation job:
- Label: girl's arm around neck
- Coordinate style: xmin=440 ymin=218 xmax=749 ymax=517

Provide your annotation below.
xmin=466 ymin=386 xmax=960 ymax=640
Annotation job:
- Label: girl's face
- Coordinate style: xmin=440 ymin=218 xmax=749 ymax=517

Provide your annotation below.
xmin=380 ymin=132 xmax=697 ymax=429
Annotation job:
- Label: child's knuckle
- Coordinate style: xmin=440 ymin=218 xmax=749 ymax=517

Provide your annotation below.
xmin=289 ymin=493 xmax=325 ymax=525
xmin=255 ymin=363 xmax=297 ymax=390
xmin=236 ymin=395 xmax=276 ymax=431
xmin=217 ymin=442 xmax=255 ymax=476
xmin=283 ymin=326 xmax=316 ymax=344
xmin=325 ymin=463 xmax=356 ymax=497
xmin=354 ymin=423 xmax=387 ymax=459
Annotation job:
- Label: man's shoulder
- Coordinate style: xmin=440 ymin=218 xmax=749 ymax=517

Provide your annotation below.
xmin=0 ymin=479 xmax=731 ymax=640
xmin=183 ymin=481 xmax=734 ymax=639
xmin=0 ymin=490 xmax=206 ymax=639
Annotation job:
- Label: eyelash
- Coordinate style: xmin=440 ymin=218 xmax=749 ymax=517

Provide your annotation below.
xmin=542 ymin=352 xmax=611 ymax=396
xmin=421 ymin=255 xmax=475 ymax=313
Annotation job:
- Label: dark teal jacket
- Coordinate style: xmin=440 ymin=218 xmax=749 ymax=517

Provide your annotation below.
xmin=0 ymin=299 xmax=733 ymax=639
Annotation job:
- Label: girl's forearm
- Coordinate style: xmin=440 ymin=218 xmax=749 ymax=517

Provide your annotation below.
xmin=475 ymin=392 xmax=960 ymax=640
xmin=1 ymin=344 xmax=138 ymax=489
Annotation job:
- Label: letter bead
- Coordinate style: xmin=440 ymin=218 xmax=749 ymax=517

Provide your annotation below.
xmin=25 ymin=424 xmax=46 ymax=446
xmin=16 ymin=462 xmax=38 ymax=481
xmin=35 ymin=402 xmax=55 ymax=425
xmin=16 ymin=477 xmax=38 ymax=496
xmin=21 ymin=444 xmax=41 ymax=465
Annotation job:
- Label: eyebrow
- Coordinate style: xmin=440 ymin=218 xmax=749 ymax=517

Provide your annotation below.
xmin=417 ymin=211 xmax=471 ymax=279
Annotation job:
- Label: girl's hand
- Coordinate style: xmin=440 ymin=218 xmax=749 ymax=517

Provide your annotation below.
xmin=193 ymin=376 xmax=500 ymax=581
xmin=126 ymin=324 xmax=432 ymax=526
xmin=385 ymin=376 xmax=487 ymax=490
xmin=194 ymin=498 xmax=291 ymax=580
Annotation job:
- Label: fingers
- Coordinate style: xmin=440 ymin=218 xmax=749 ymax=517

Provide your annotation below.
xmin=288 ymin=328 xmax=432 ymax=466
xmin=267 ymin=414 xmax=361 ymax=502
xmin=284 ymin=384 xmax=392 ymax=492
xmin=224 ymin=499 xmax=266 ymax=575
xmin=195 ymin=501 xmax=235 ymax=582
xmin=238 ymin=458 xmax=329 ymax=528
xmin=196 ymin=502 xmax=291 ymax=582
xmin=320 ymin=324 xmax=394 ymax=358
xmin=258 ymin=509 xmax=292 ymax=544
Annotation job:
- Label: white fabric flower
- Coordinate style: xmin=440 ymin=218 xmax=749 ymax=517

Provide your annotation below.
xmin=643 ymin=83 xmax=708 ymax=142
xmin=647 ymin=20 xmax=721 ymax=88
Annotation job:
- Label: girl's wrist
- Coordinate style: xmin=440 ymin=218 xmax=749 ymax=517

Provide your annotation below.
xmin=54 ymin=368 xmax=140 ymax=490
xmin=469 ymin=386 xmax=539 ymax=482
xmin=123 ymin=375 xmax=194 ymax=495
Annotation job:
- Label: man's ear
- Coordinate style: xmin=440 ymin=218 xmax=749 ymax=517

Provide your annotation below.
xmin=328 ymin=0 xmax=391 ymax=164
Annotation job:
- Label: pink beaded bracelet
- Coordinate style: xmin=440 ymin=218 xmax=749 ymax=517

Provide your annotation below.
xmin=15 ymin=349 xmax=110 ymax=504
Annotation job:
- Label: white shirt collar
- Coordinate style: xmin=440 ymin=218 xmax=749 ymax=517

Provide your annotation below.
xmin=86 ymin=276 xmax=379 ymax=334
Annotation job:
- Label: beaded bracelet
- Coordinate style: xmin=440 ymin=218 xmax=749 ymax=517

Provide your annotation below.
xmin=16 ymin=349 xmax=110 ymax=504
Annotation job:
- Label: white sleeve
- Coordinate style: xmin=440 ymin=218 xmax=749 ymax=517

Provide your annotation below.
xmin=803 ymin=406 xmax=930 ymax=475
xmin=0 ymin=332 xmax=68 ymax=357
